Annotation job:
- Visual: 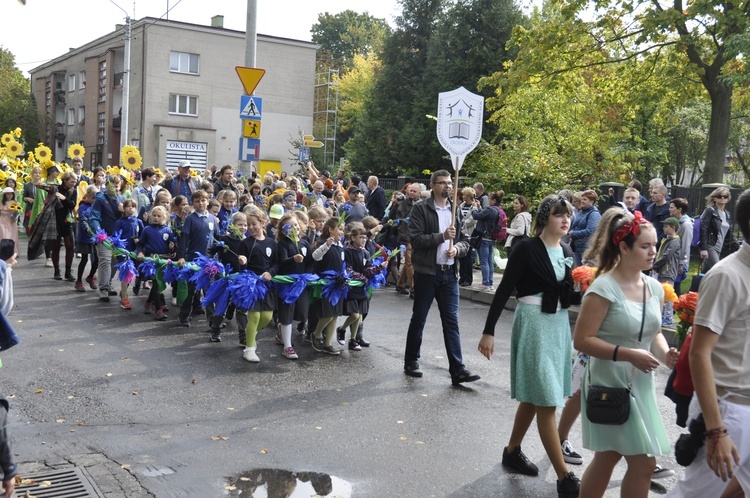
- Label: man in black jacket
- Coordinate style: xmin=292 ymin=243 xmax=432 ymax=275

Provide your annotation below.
xmin=403 ymin=170 xmax=480 ymax=385
xmin=365 ymin=176 xmax=386 ymax=220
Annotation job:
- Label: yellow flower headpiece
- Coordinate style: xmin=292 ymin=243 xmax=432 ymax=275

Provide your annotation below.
xmin=106 ymin=165 xmax=127 ymax=178
xmin=4 ymin=140 xmax=23 ymax=158
xmin=121 ymin=148 xmax=142 ymax=171
xmin=68 ymin=143 xmax=86 ymax=160
xmin=1 ymin=133 xmax=14 ymax=146
xmin=35 ymin=143 xmax=53 ymax=163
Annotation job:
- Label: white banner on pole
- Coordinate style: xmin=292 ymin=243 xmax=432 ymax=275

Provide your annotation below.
xmin=436 ymin=87 xmax=484 ymax=171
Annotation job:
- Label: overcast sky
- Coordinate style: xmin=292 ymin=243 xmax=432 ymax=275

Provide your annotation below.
xmin=4 ymin=0 xmax=402 ymax=77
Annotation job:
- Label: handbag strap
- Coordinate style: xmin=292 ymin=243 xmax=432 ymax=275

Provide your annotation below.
xmin=587 ymin=276 xmax=647 ymax=391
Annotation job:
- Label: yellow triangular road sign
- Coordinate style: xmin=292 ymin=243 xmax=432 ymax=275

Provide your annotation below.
xmin=235 ymin=67 xmax=266 ymax=95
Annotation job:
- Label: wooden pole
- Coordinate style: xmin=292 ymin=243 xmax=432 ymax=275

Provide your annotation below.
xmin=449 ymin=155 xmax=460 ymax=249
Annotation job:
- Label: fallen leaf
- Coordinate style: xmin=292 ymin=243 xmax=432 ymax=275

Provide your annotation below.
xmin=191 ymin=379 xmax=196 ymax=384
xmin=260 ymin=448 xmax=268 ymax=454
xmin=211 ymin=435 xmax=229 ymax=441
xmin=239 ymin=477 xmax=251 ymax=481
xmin=227 ymin=407 xmax=235 ymax=411
xmin=67 ymin=396 xmax=74 ymax=399
xmin=23 ymin=490 xmax=37 ymax=498
xmin=225 ymin=485 xmax=236 ymax=490
xmin=131 ymin=392 xmax=139 ymax=395
xmin=121 ymin=357 xmax=129 ymax=361
xmin=121 ymin=464 xmax=131 ymax=469
xmin=19 ymin=478 xmax=36 ymax=485
xmin=106 ymin=373 xmax=112 ymax=377
xmin=34 ymin=389 xmax=43 ymax=394
xmin=315 ymin=426 xmax=322 ymax=430
xmin=88 ymin=343 xmax=94 ymax=346
xmin=56 ymin=419 xmax=65 ymax=423
xmin=399 ymin=436 xmax=408 ymax=440
xmin=39 ymin=481 xmax=52 ymax=487
xmin=421 ymin=394 xmax=428 ymax=397
xmin=415 ymin=441 xmax=426 ymax=445
xmin=341 ymin=402 xmax=349 ymax=405
xmin=397 ymin=420 xmax=404 ymax=424
xmin=7 ymin=395 xmax=15 ymax=399
xmin=16 ymin=320 xmax=21 ymax=323
xmin=301 ymin=400 xmax=308 ymax=403
xmin=138 ymin=339 xmax=145 ymax=342
xmin=76 ymin=421 xmax=85 ymax=426
xmin=58 ymin=349 xmax=65 ymax=352
xmin=70 ymin=429 xmax=75 ymax=432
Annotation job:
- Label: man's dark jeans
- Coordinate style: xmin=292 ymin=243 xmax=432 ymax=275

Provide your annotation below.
xmin=404 ymin=268 xmax=466 ymax=375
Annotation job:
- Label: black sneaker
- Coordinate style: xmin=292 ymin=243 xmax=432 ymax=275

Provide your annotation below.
xmin=561 ymin=439 xmax=583 ymax=465
xmin=311 ymin=336 xmax=325 ymax=352
xmin=99 ymin=296 xmax=110 ymax=303
xmin=179 ymin=317 xmax=191 ymax=328
xmin=404 ymin=363 xmax=423 ymax=378
xmin=451 ymin=370 xmax=480 ymax=385
xmin=210 ymin=331 xmax=221 ymax=342
xmin=502 ymin=446 xmax=539 ymax=476
xmin=321 ymin=345 xmax=341 ymax=355
xmin=108 ymin=290 xmax=118 ymax=296
xmin=336 ymin=327 xmax=346 ymax=345
xmin=557 ymin=471 xmax=580 ymax=498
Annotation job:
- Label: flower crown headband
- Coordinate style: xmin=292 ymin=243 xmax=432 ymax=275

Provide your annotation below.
xmin=612 ymin=210 xmax=649 ymax=246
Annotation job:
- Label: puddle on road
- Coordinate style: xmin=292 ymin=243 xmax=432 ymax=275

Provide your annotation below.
xmin=227 ymin=468 xmax=352 ymax=497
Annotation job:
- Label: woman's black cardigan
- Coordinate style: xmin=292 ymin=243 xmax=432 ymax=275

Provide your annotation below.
xmin=482 ymin=236 xmax=574 ymax=336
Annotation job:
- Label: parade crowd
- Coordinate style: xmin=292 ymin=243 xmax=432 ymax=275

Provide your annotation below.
xmin=1 ymin=134 xmax=749 ymax=498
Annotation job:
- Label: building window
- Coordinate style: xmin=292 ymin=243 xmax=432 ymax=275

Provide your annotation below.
xmin=67 ymin=108 xmax=75 ymax=126
xmin=99 ymin=61 xmax=107 ymax=102
xmin=169 ymin=94 xmax=198 ymax=116
xmin=78 ymin=106 xmax=85 ymax=125
xmin=68 ymin=74 xmax=76 ymax=92
xmin=169 ymin=52 xmax=199 ymax=75
xmin=79 ymin=71 xmax=86 ymax=89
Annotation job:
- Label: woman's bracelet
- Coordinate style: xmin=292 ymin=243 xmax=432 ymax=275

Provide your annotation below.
xmin=612 ymin=345 xmax=620 ymax=362
xmin=704 ymin=427 xmax=728 ymax=439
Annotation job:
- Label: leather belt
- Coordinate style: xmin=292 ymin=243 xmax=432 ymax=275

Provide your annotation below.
xmin=436 ymin=264 xmax=453 ymax=271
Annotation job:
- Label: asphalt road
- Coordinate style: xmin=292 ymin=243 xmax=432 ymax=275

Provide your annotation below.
xmin=3 ymin=251 xmax=686 ymax=497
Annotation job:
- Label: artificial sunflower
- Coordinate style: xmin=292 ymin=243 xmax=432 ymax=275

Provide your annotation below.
xmin=121 ymin=150 xmax=142 ymax=171
xmin=121 ymin=144 xmax=139 ymax=158
xmin=106 ymin=165 xmax=127 ymax=178
xmin=5 ymin=140 xmax=23 ymax=158
xmin=189 ymin=168 xmax=199 ymax=178
xmin=26 ymin=151 xmax=35 ymax=163
xmin=13 ymin=128 xmax=22 ymax=138
xmin=8 ymin=201 xmax=23 ymax=213
xmin=1 ymin=133 xmax=13 ymax=146
xmin=35 ymin=144 xmax=53 ymax=162
xmin=68 ymin=143 xmax=86 ymax=160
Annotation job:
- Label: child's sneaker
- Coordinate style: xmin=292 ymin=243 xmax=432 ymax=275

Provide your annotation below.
xmin=348 ymin=339 xmax=362 ymax=351
xmin=74 ymin=281 xmax=85 ymax=292
xmin=85 ymin=275 xmax=97 ymax=289
xmin=155 ymin=306 xmax=168 ymax=321
xmin=336 ymin=326 xmax=346 ymax=345
xmin=210 ymin=331 xmax=222 ymax=342
xmin=120 ymin=297 xmax=132 ymax=310
xmin=321 ymin=345 xmax=341 ymax=356
xmin=282 ymin=347 xmax=298 ymax=359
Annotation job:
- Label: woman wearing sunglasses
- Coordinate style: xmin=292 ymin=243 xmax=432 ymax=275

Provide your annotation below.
xmin=699 ymin=187 xmax=735 ymax=272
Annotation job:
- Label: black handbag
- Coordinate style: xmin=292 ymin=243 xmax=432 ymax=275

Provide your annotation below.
xmin=584 ymin=277 xmax=646 ymax=425
xmin=469 ymin=229 xmax=482 ymax=250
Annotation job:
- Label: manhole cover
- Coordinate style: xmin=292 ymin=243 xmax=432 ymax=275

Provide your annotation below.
xmin=14 ymin=467 xmax=104 ymax=497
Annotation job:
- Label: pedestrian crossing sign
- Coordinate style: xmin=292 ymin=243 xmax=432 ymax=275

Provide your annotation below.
xmin=239 ymin=96 xmax=262 ymax=120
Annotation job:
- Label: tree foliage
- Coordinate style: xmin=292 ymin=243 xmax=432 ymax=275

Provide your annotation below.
xmin=0 ymin=48 xmax=41 ymax=145
xmin=311 ymin=10 xmax=390 ymax=71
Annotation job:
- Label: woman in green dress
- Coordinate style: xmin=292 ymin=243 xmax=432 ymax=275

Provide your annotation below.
xmin=479 ymin=195 xmax=580 ymax=498
xmin=573 ymin=208 xmax=679 ymax=497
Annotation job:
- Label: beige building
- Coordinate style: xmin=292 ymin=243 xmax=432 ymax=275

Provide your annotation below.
xmin=30 ymin=16 xmax=316 ymax=173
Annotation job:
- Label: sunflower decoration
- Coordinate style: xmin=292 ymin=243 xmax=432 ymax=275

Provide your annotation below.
xmin=8 ymin=201 xmax=23 ymax=213
xmin=1 ymin=133 xmax=13 ymax=146
xmin=41 ymin=163 xmax=63 ymax=183
xmin=4 ymin=140 xmax=23 ymax=158
xmin=120 ymin=145 xmax=142 ymax=171
xmin=106 ymin=165 xmax=127 ymax=178
xmin=68 ymin=143 xmax=86 ymax=160
xmin=189 ymin=168 xmax=199 ymax=178
xmin=35 ymin=143 xmax=53 ymax=163
xmin=13 ymin=128 xmax=22 ymax=138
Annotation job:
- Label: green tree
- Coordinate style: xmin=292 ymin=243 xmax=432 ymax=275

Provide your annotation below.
xmin=311 ymin=10 xmax=390 ymax=71
xmin=0 ymin=48 xmax=41 ymax=145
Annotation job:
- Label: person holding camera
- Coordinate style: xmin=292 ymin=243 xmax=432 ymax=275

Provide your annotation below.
xmin=667 ymin=188 xmax=750 ymax=498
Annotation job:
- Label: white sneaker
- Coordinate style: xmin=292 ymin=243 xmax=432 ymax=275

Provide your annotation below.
xmin=243 ymin=347 xmax=259 ymax=363
xmin=561 ymin=439 xmax=583 ymax=465
xmin=45 ymin=258 xmax=53 ymax=268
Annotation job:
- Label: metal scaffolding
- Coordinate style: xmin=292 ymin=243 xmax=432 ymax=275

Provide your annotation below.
xmin=313 ymin=68 xmax=339 ymax=168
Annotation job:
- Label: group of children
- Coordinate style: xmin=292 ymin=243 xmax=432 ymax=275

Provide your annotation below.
xmin=73 ymin=175 xmax=390 ymax=363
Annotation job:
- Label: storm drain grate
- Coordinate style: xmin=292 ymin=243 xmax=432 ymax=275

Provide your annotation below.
xmin=14 ymin=467 xmax=104 ymax=498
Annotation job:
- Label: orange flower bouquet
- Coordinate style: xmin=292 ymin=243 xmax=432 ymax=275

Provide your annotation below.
xmin=673 ymin=291 xmax=698 ymax=349
xmin=661 ymin=282 xmax=678 ymax=304
xmin=571 ymin=265 xmax=597 ymax=292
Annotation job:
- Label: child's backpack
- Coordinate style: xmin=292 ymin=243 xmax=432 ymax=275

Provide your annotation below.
xmin=691 ymin=216 xmax=701 ymax=247
xmin=490 ymin=206 xmax=507 ymax=242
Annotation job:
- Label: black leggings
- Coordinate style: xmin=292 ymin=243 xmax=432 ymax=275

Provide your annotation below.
xmin=77 ymin=251 xmax=98 ymax=281
xmin=51 ymin=235 xmax=74 ymax=271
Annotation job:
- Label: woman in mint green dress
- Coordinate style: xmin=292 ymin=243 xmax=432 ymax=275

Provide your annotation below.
xmin=574 ymin=209 xmax=679 ymax=497
xmin=479 ymin=195 xmax=581 ymax=498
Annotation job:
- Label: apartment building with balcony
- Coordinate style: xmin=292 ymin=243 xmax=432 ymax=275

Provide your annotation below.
xmin=30 ymin=15 xmax=316 ymax=172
